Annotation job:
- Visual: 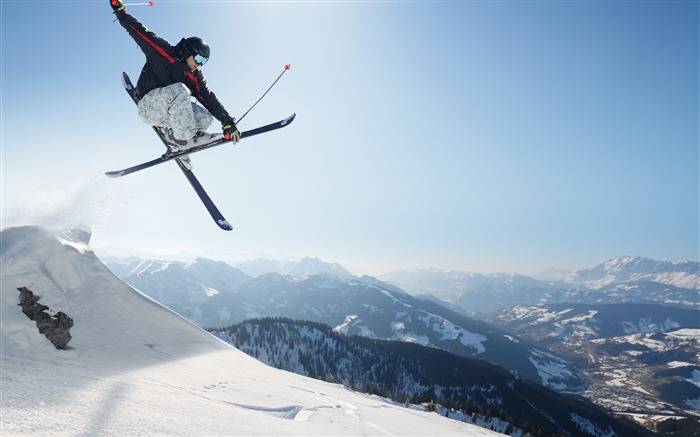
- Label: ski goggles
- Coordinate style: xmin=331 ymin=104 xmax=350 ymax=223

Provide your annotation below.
xmin=194 ymin=53 xmax=208 ymax=66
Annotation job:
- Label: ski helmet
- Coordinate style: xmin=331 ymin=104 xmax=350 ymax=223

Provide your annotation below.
xmin=184 ymin=37 xmax=210 ymax=61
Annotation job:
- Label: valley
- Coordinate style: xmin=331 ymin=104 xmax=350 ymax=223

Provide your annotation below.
xmin=103 ymin=253 xmax=700 ymax=434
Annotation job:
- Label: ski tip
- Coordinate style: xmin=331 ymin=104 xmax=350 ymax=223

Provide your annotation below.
xmin=120 ymin=72 xmax=133 ymax=91
xmin=282 ymin=113 xmax=296 ymax=126
xmin=218 ymin=219 xmax=233 ymax=231
xmin=105 ymin=170 xmax=124 ymax=178
xmin=285 ymin=64 xmax=291 ymax=70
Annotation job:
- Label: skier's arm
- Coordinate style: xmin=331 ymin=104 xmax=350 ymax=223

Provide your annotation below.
xmin=190 ymin=73 xmax=232 ymax=124
xmin=112 ymin=5 xmax=175 ymax=62
xmin=190 ymin=73 xmax=240 ymax=143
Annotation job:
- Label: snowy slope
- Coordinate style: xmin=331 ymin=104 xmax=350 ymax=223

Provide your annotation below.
xmin=0 ymin=225 xmax=498 ymax=436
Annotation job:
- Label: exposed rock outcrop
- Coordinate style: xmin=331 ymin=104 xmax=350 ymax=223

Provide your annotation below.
xmin=18 ymin=287 xmax=73 ymax=349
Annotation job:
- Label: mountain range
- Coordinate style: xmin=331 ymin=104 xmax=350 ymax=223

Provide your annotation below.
xmin=212 ymin=317 xmax=645 ymax=436
xmin=235 ymin=256 xmax=355 ymax=279
xmin=104 ymin=252 xmax=699 ymax=434
xmin=105 ymin=257 xmax=589 ymax=393
xmin=380 ymin=257 xmax=699 ymax=315
xmin=492 ymin=302 xmax=699 ymax=428
xmin=0 ymin=225 xmax=502 ymax=436
xmin=567 ymin=256 xmax=699 ymax=290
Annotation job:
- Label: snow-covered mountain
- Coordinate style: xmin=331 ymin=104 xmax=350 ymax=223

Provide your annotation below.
xmin=212 ymin=318 xmax=646 ymax=437
xmin=105 ymin=257 xmax=251 ymax=326
xmin=492 ymin=303 xmax=700 ymax=429
xmin=493 ymin=303 xmax=700 ymax=345
xmin=105 ymin=259 xmax=588 ymax=392
xmin=381 ymin=256 xmax=699 ymax=316
xmin=0 ymin=225 xmax=499 ymax=436
xmin=565 ymin=256 xmax=700 ymax=290
xmin=234 ymin=256 xmax=354 ymax=279
xmin=379 ymin=269 xmax=558 ymax=315
xmin=97 ymin=247 xmax=698 ymax=433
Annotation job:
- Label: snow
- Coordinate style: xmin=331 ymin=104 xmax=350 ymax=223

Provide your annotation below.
xmin=392 ymin=321 xmax=405 ymax=331
xmin=203 ymin=285 xmax=220 ymax=297
xmin=620 ymin=317 xmax=680 ymax=334
xmin=536 ymin=308 xmax=573 ymax=323
xmin=685 ymin=396 xmax=700 ymax=410
xmin=691 ymin=370 xmax=700 ymax=386
xmin=419 ymin=313 xmax=487 ymax=354
xmin=667 ymin=360 xmax=696 ymax=369
xmin=569 ymin=413 xmax=616 ymax=437
xmin=684 ymin=370 xmax=700 ymax=409
xmin=622 ymin=335 xmax=667 ymax=352
xmin=390 ymin=320 xmax=432 ymax=345
xmin=1 ymin=226 xmax=499 ymax=436
xmin=665 ymin=328 xmax=700 ymax=341
xmin=527 ymin=349 xmax=577 ymax=392
xmin=332 ymin=314 xmax=357 ymax=334
xmin=396 ymin=334 xmax=431 ymax=346
xmin=566 ymin=256 xmax=700 ymax=291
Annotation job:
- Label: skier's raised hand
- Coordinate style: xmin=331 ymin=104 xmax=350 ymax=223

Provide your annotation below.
xmin=110 ymin=0 xmax=125 ymax=13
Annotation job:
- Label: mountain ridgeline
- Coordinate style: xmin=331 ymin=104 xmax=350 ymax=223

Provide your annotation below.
xmin=104 ymin=254 xmax=700 ymax=433
xmin=380 ymin=256 xmax=699 ymax=316
xmin=105 ymin=257 xmax=588 ymax=392
xmin=211 ymin=318 xmax=645 ymax=437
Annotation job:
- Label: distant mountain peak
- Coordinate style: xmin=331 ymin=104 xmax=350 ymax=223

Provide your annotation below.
xmin=288 ymin=257 xmax=353 ymax=279
xmin=235 ymin=256 xmax=354 ymax=279
xmin=567 ymin=256 xmax=700 ymax=290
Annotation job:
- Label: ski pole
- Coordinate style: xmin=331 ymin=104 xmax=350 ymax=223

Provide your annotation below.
xmin=111 ymin=1 xmax=153 ymax=22
xmin=122 ymin=1 xmax=154 ymax=6
xmin=237 ymin=64 xmax=291 ymax=124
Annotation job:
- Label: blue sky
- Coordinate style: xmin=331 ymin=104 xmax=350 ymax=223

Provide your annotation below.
xmin=1 ymin=0 xmax=698 ymax=276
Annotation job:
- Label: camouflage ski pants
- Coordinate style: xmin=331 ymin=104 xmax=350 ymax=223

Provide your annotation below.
xmin=137 ymin=83 xmax=213 ymax=141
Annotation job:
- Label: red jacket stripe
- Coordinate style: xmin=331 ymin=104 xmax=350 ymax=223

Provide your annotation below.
xmin=130 ymin=25 xmax=175 ymax=63
xmin=186 ymin=71 xmax=206 ymax=105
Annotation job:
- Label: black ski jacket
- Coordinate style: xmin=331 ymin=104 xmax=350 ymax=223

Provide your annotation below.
xmin=116 ymin=11 xmax=233 ymax=124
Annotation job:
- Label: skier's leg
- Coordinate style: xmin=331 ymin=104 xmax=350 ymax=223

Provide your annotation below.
xmin=137 ymin=87 xmax=170 ymax=127
xmin=164 ymin=83 xmax=198 ymax=141
xmin=137 ymin=84 xmax=217 ymax=172
xmin=192 ymin=103 xmax=214 ymax=133
xmin=137 ymin=83 xmax=197 ymax=141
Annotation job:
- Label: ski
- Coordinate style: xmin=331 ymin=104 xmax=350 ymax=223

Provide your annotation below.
xmin=112 ymin=72 xmax=238 ymax=229
xmin=105 ymin=113 xmax=296 ymax=178
xmin=174 ymin=157 xmax=233 ymax=231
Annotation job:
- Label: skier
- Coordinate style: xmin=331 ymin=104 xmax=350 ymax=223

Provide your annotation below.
xmin=110 ymin=0 xmax=240 ymax=170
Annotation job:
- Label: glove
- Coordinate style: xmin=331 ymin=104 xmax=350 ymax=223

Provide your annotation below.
xmin=222 ymin=118 xmax=241 ymax=144
xmin=110 ymin=0 xmax=125 ymax=13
